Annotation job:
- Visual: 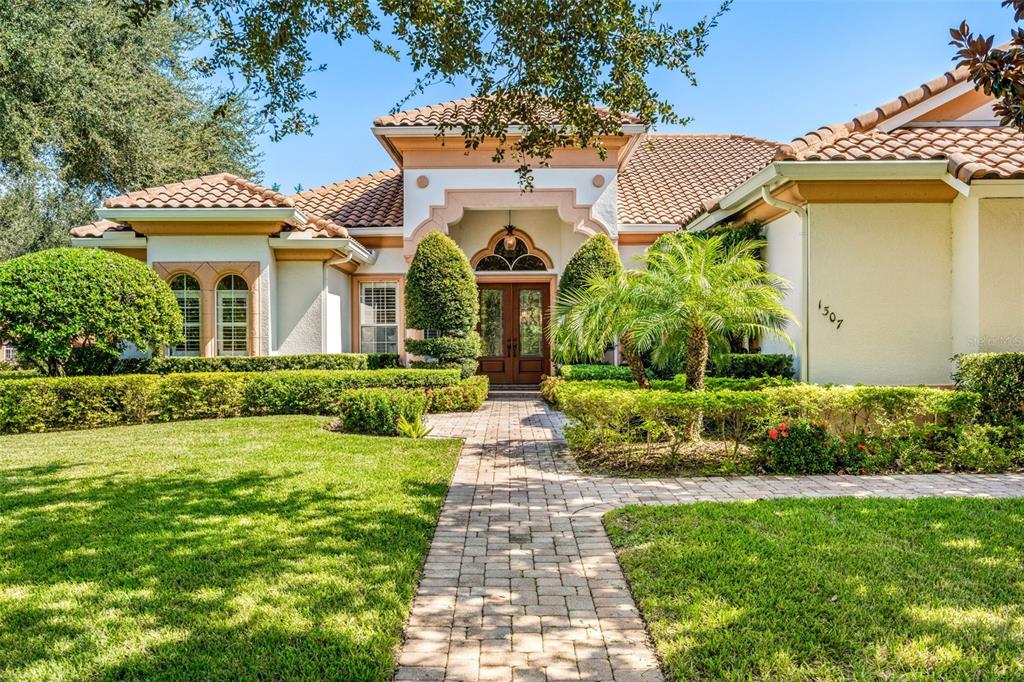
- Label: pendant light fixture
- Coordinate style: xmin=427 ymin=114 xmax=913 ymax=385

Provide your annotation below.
xmin=502 ymin=210 xmax=517 ymax=251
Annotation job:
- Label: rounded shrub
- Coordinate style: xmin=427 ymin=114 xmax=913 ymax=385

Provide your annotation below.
xmin=0 ymin=248 xmax=182 ymax=375
xmin=559 ymin=233 xmax=621 ymax=297
xmin=405 ymin=232 xmax=478 ymax=334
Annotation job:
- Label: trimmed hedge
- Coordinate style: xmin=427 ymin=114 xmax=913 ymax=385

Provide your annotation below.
xmin=954 ymin=353 xmax=1024 ymax=425
xmin=559 ymin=364 xmax=645 ymax=382
xmin=338 ymin=388 xmax=428 ymax=436
xmin=543 ymin=373 xmax=793 ymax=405
xmin=559 ymin=383 xmax=986 ymax=473
xmin=0 ymin=369 xmax=460 ymax=434
xmin=710 ymin=353 xmax=794 ymax=379
xmin=109 ymin=353 xmax=400 ymax=375
xmin=405 ymin=335 xmax=480 ymax=361
xmin=426 ymin=375 xmax=489 ymax=413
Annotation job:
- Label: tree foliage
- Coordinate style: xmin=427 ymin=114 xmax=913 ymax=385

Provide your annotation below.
xmin=0 ymin=249 xmax=182 ymax=376
xmin=405 ymin=232 xmax=479 ymax=335
xmin=559 ymin=233 xmax=622 ymax=299
xmin=122 ymin=0 xmax=729 ymax=184
xmin=0 ymin=0 xmax=263 ymax=259
xmin=950 ymin=1 xmax=1024 ymax=131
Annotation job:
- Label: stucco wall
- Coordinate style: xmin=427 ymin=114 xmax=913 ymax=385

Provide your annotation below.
xmin=325 ymin=267 xmax=350 ymax=353
xmin=275 ymin=261 xmax=324 ymax=354
xmin=761 ymin=212 xmax=803 ymax=373
xmin=951 ymin=195 xmax=981 ymax=354
xmin=147 ymin=235 xmax=275 ymax=355
xmin=807 ymin=203 xmax=952 ymax=385
xmin=404 ymin=168 xmax=617 ymax=239
xmin=978 ymin=198 xmax=1024 ymax=351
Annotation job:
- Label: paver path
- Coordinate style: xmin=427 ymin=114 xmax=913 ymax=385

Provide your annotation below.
xmin=395 ymin=397 xmax=1024 ymax=682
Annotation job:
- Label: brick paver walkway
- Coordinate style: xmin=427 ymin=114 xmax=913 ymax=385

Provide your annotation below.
xmin=395 ymin=397 xmax=1024 ymax=682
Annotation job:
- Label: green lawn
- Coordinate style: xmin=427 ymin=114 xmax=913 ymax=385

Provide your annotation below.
xmin=605 ymin=497 xmax=1024 ymax=681
xmin=0 ymin=416 xmax=460 ymax=681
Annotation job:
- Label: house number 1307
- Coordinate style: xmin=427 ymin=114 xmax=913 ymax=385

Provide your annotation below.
xmin=818 ymin=300 xmax=844 ymax=330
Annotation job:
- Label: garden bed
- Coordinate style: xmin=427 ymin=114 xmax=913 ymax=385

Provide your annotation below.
xmin=605 ymin=497 xmax=1024 ymax=680
xmin=0 ymin=416 xmax=461 ymax=681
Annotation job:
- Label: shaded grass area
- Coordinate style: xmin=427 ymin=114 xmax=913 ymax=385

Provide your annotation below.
xmin=605 ymin=497 xmax=1024 ymax=680
xmin=0 ymin=416 xmax=460 ymax=681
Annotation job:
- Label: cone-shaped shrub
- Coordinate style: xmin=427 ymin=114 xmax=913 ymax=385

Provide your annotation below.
xmin=405 ymin=232 xmax=480 ymax=377
xmin=558 ymin=233 xmax=621 ymax=298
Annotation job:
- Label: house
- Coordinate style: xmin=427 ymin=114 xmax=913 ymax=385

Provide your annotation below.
xmin=70 ymin=61 xmax=1024 ymax=385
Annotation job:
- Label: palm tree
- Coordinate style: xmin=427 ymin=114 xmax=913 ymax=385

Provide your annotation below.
xmin=633 ymin=233 xmax=794 ymax=390
xmin=554 ymin=232 xmax=794 ymax=391
xmin=552 ymin=270 xmax=652 ymax=388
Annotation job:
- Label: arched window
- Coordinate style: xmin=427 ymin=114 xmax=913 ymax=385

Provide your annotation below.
xmin=216 ymin=275 xmax=249 ymax=356
xmin=169 ymin=274 xmax=201 ymax=356
xmin=474 ymin=233 xmax=549 ymax=272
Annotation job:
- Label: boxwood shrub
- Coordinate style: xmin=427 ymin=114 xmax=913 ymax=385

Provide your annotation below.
xmin=337 ymin=388 xmax=428 ymax=436
xmin=111 ymin=353 xmax=398 ymax=375
xmin=559 ymin=383 xmax=986 ymax=474
xmin=0 ymin=369 xmax=460 ymax=434
xmin=426 ymin=375 xmax=489 ymax=413
xmin=953 ymin=353 xmax=1024 ymax=425
xmin=710 ymin=353 xmax=794 ymax=379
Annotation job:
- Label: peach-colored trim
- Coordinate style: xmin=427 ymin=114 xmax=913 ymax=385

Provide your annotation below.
xmin=469 ymin=229 xmax=554 ymax=269
xmin=128 ymin=221 xmax=286 ymax=236
xmin=618 ymin=232 xmax=668 ymax=246
xmin=356 ymin=235 xmax=404 ymax=249
xmin=274 ymin=248 xmax=336 ymax=261
xmin=406 ymin=188 xmax=612 ymax=259
xmin=351 ymin=274 xmax=406 ymax=361
xmin=911 ymin=88 xmax=991 ymax=122
xmin=153 ymin=261 xmax=261 ymax=357
xmin=795 ymin=180 xmax=958 ymax=204
xmin=390 ymin=135 xmax=631 ymax=169
xmin=110 ymin=248 xmax=147 ymax=261
xmin=475 ymin=273 xmax=557 ymax=377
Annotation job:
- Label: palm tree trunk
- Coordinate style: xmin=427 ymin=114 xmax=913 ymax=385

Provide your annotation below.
xmin=621 ymin=334 xmax=651 ymax=389
xmin=685 ymin=326 xmax=708 ymax=391
xmin=684 ymin=325 xmax=708 ymax=440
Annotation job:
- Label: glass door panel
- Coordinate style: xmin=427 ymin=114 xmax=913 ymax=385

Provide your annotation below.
xmin=480 ymin=288 xmax=505 ymax=356
xmin=518 ymin=289 xmax=543 ymax=357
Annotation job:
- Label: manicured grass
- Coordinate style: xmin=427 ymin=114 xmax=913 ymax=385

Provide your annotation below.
xmin=605 ymin=497 xmax=1024 ymax=680
xmin=0 ymin=416 xmax=460 ymax=681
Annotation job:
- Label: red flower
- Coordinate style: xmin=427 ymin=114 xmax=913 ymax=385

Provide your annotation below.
xmin=769 ymin=429 xmax=779 ymax=441
xmin=857 ymin=443 xmax=867 ymax=451
xmin=779 ymin=422 xmax=789 ymax=431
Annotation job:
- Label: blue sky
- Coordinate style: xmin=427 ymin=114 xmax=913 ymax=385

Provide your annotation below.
xmin=257 ymin=0 xmax=1010 ymax=192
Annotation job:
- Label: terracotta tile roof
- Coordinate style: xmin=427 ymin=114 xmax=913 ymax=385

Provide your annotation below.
xmin=374 ymin=97 xmax=643 ymax=127
xmin=103 ymin=173 xmax=295 ymax=209
xmin=780 ymin=126 xmax=1024 ymax=183
xmin=68 ymin=219 xmax=133 ymax=238
xmin=618 ymin=135 xmax=779 ymax=225
xmin=291 ymin=169 xmax=404 ymax=228
xmin=779 ymin=64 xmax=974 ymax=159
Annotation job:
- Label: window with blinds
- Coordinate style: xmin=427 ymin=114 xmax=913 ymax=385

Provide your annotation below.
xmin=359 ymin=281 xmax=399 ymax=354
xmin=216 ymin=275 xmax=249 ymax=357
xmin=169 ymin=274 xmax=201 ymax=356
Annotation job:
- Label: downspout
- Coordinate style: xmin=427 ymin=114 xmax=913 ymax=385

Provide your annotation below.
xmin=328 ymin=253 xmax=356 ymax=354
xmin=760 ymin=186 xmax=811 ymax=383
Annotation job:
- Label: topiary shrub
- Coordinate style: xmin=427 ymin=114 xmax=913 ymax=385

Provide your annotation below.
xmin=405 ymin=232 xmax=478 ymax=333
xmin=0 ymin=248 xmax=182 ymax=376
xmin=405 ymin=232 xmax=480 ymax=375
xmin=559 ymin=233 xmax=621 ymax=298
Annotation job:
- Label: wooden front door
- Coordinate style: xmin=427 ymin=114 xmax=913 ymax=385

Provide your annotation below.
xmin=477 ymin=282 xmax=550 ymax=384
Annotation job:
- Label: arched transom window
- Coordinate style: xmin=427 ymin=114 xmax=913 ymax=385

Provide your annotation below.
xmin=216 ymin=275 xmax=249 ymax=356
xmin=169 ymin=274 xmax=201 ymax=356
xmin=473 ymin=230 xmax=551 ymax=272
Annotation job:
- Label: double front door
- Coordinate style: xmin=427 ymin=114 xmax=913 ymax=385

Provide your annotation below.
xmin=477 ymin=282 xmax=550 ymax=384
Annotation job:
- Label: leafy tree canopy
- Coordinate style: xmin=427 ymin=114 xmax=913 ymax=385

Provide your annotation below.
xmin=0 ymin=0 xmax=263 ymax=259
xmin=951 ymin=0 xmax=1024 ymax=130
xmin=122 ymin=0 xmax=730 ymax=183
xmin=0 ymin=249 xmax=183 ymax=376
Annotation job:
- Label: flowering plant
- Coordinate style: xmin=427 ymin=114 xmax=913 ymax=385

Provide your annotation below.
xmin=757 ymin=419 xmax=843 ymax=475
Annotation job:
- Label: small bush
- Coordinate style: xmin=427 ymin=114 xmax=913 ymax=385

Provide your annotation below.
xmin=953 ymin=353 xmax=1024 ymax=425
xmin=367 ymin=353 xmax=401 ymax=369
xmin=338 ymin=388 xmax=428 ymax=436
xmin=114 ymin=353 xmax=376 ymax=375
xmin=559 ymin=233 xmax=622 ymax=298
xmin=756 ymin=420 xmax=842 ymax=475
xmin=426 ymin=375 xmax=489 ymax=413
xmin=405 ymin=335 xmax=480 ymax=361
xmin=559 ymin=364 xmax=644 ymax=382
xmin=711 ymin=353 xmax=794 ymax=379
